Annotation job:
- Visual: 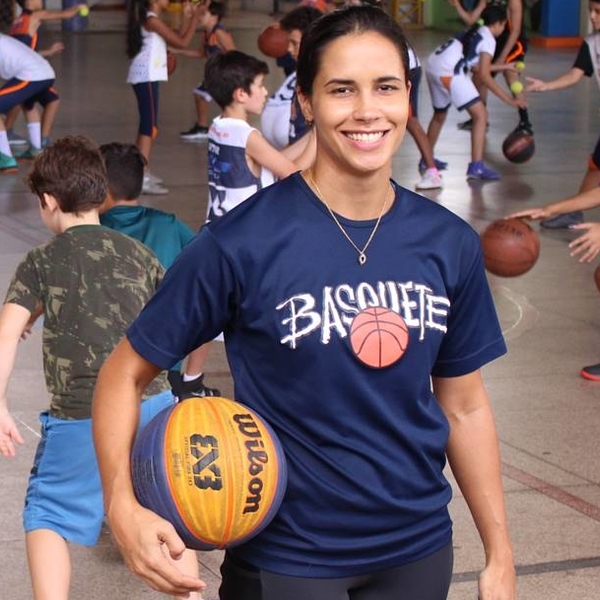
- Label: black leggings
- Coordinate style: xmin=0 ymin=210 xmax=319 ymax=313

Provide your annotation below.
xmin=219 ymin=542 xmax=453 ymax=600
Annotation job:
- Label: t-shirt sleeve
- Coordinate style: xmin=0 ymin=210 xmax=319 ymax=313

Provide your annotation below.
xmin=477 ymin=28 xmax=497 ymax=59
xmin=431 ymin=234 xmax=507 ymax=378
xmin=127 ymin=227 xmax=236 ymax=369
xmin=3 ymin=251 xmax=42 ymax=313
xmin=573 ymin=41 xmax=593 ymax=77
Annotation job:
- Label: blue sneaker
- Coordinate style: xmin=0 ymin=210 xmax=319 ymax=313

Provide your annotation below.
xmin=15 ymin=146 xmax=42 ymax=161
xmin=0 ymin=152 xmax=18 ymax=173
xmin=466 ymin=161 xmax=500 ymax=181
xmin=7 ymin=129 xmax=27 ymax=147
xmin=540 ymin=211 xmax=583 ymax=229
xmin=418 ymin=157 xmax=448 ymax=173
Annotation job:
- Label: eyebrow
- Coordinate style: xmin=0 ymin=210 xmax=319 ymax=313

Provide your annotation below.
xmin=324 ymin=76 xmax=404 ymax=86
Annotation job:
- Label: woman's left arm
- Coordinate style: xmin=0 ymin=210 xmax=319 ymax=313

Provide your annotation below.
xmin=433 ymin=371 xmax=517 ymax=600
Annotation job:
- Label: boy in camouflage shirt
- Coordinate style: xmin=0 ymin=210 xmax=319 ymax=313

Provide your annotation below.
xmin=0 ymin=136 xmax=199 ymax=599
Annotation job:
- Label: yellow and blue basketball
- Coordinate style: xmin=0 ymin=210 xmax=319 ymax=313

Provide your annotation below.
xmin=131 ymin=396 xmax=287 ymax=550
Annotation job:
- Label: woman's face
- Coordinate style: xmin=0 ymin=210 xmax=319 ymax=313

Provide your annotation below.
xmin=299 ymin=31 xmax=410 ymax=177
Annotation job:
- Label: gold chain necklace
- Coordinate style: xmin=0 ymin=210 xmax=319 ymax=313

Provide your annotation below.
xmin=307 ymin=171 xmax=392 ymax=266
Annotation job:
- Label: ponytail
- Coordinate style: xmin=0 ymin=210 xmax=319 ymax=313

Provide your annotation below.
xmin=126 ymin=0 xmax=150 ymax=59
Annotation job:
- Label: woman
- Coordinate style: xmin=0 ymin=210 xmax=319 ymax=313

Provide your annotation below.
xmin=93 ymin=6 xmax=516 ymax=600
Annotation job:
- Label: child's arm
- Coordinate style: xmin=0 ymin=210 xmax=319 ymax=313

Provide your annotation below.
xmin=0 ymin=303 xmax=31 ymax=458
xmin=39 ymin=42 xmax=65 ymax=58
xmin=145 ymin=4 xmax=201 ymax=51
xmin=475 ymin=52 xmax=525 ymax=107
xmin=526 ymin=67 xmax=585 ymax=92
xmin=216 ymin=29 xmax=236 ymax=52
xmin=447 ymin=0 xmax=486 ymax=26
xmin=279 ymin=129 xmax=316 ymax=172
xmin=34 ymin=4 xmax=87 ymax=23
xmin=169 ymin=47 xmax=202 ymax=58
xmin=508 ymin=187 xmax=600 ymax=222
xmin=246 ymin=130 xmax=307 ymax=180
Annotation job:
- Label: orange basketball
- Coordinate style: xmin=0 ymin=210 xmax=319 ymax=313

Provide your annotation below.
xmin=350 ymin=307 xmax=409 ymax=368
xmin=131 ymin=397 xmax=287 ymax=550
xmin=257 ymin=24 xmax=289 ymax=58
xmin=480 ymin=218 xmax=540 ymax=277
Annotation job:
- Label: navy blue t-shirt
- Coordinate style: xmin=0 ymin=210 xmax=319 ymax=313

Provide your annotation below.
xmin=128 ymin=173 xmax=506 ymax=577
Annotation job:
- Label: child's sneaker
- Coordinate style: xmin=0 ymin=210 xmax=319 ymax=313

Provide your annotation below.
xmin=0 ymin=152 xmax=18 ymax=173
xmin=416 ymin=168 xmax=443 ymax=190
xmin=7 ymin=129 xmax=28 ymax=147
xmin=142 ymin=175 xmax=169 ymax=195
xmin=466 ymin=161 xmax=500 ymax=181
xmin=180 ymin=124 xmax=209 ymax=140
xmin=15 ymin=146 xmax=42 ymax=161
xmin=418 ymin=157 xmax=448 ymax=173
xmin=179 ymin=374 xmax=221 ymax=399
xmin=41 ymin=136 xmax=51 ymax=149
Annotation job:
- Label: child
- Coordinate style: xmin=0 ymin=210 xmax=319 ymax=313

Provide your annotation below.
xmin=260 ymin=6 xmax=322 ymax=150
xmin=179 ymin=1 xmax=236 ymax=140
xmin=449 ymin=0 xmax=532 ymax=134
xmin=508 ymin=185 xmax=600 ymax=380
xmin=524 ymin=0 xmax=600 ymax=228
xmin=126 ymin=0 xmax=202 ymax=195
xmin=407 ymin=42 xmax=445 ymax=190
xmin=425 ymin=5 xmax=526 ymax=180
xmin=204 ymin=49 xmax=313 ymax=221
xmin=0 ymin=33 xmax=55 ymax=171
xmin=99 ymin=141 xmax=220 ymax=399
xmin=5 ymin=0 xmax=87 ymax=150
xmin=0 ymin=136 xmax=202 ymax=600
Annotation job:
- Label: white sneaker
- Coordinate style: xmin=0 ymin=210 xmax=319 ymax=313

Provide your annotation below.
xmin=142 ymin=176 xmax=169 ymax=195
xmin=416 ymin=168 xmax=443 ymax=190
xmin=146 ymin=171 xmax=164 ymax=185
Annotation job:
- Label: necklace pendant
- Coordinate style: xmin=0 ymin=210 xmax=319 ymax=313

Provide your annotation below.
xmin=358 ymin=253 xmax=367 ymax=266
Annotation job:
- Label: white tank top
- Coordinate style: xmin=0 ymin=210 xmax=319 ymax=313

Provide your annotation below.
xmin=0 ymin=33 xmax=55 ymax=81
xmin=127 ymin=12 xmax=168 ymax=84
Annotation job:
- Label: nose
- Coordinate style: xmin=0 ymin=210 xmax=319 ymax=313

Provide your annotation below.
xmin=352 ymin=90 xmax=380 ymax=122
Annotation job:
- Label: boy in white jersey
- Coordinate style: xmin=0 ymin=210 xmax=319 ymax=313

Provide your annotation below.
xmin=0 ymin=34 xmax=55 ymax=172
xmin=204 ymin=50 xmax=313 ymax=221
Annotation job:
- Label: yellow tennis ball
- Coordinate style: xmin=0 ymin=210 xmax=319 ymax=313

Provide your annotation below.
xmin=510 ymin=81 xmax=524 ymax=94
xmin=79 ymin=5 xmax=89 ymax=16
xmin=515 ymin=61 xmax=526 ymax=71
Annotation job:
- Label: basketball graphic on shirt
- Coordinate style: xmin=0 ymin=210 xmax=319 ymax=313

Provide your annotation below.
xmin=350 ymin=307 xmax=409 ymax=368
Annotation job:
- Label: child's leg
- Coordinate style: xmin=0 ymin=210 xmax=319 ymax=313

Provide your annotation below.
xmin=407 ymin=116 xmax=436 ymax=169
xmin=196 ymin=95 xmax=209 ymax=129
xmin=466 ymin=101 xmax=487 ymax=163
xmin=172 ymin=549 xmax=204 ymax=600
xmin=23 ymin=105 xmax=42 ymax=149
xmin=26 ymin=528 xmax=71 ymax=600
xmin=4 ymin=104 xmax=21 ymax=132
xmin=41 ymin=98 xmax=60 ymax=142
xmin=426 ymin=109 xmax=447 ymax=153
xmin=136 ymin=133 xmax=153 ymax=164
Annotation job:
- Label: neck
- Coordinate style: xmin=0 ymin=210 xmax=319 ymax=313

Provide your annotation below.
xmin=59 ymin=210 xmax=100 ymax=233
xmin=222 ymin=104 xmax=248 ymax=121
xmin=305 ymin=164 xmax=393 ymax=220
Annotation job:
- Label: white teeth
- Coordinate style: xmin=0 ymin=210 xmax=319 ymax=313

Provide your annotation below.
xmin=346 ymin=132 xmax=384 ymax=143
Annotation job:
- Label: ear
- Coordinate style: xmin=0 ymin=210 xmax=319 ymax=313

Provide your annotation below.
xmin=233 ymin=86 xmax=248 ymax=104
xmin=297 ymin=90 xmax=313 ymax=124
xmin=42 ymin=193 xmax=59 ymax=212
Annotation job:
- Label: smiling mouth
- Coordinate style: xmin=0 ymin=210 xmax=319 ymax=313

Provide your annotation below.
xmin=344 ymin=131 xmax=387 ymax=143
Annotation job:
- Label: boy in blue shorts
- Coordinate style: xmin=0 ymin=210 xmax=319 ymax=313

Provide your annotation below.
xmin=0 ymin=33 xmax=55 ymax=171
xmin=99 ymin=141 xmax=220 ymax=398
xmin=0 ymin=136 xmax=201 ymax=599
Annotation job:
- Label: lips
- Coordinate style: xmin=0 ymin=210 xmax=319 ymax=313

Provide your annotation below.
xmin=345 ymin=131 xmax=386 ymax=143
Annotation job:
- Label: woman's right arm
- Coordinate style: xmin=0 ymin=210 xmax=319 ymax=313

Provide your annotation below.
xmin=146 ymin=5 xmax=201 ymax=50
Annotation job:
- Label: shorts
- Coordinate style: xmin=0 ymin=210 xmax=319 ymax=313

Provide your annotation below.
xmin=22 ymin=85 xmax=60 ymax=110
xmin=408 ymin=66 xmax=422 ymax=118
xmin=426 ymin=68 xmax=480 ymax=112
xmin=494 ymin=27 xmax=528 ymax=63
xmin=260 ymin=101 xmax=292 ymax=149
xmin=23 ymin=390 xmax=175 ymax=547
xmin=219 ymin=543 xmax=453 ymax=600
xmin=193 ymin=82 xmax=213 ymax=103
xmin=0 ymin=78 xmax=56 ymax=114
xmin=132 ymin=81 xmax=160 ymax=138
